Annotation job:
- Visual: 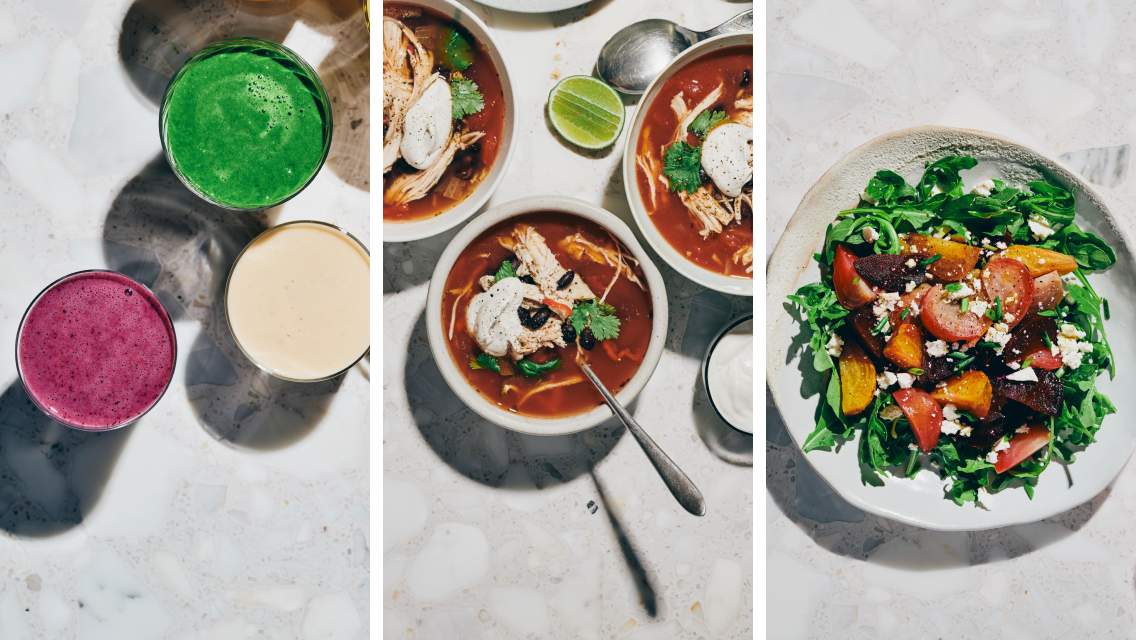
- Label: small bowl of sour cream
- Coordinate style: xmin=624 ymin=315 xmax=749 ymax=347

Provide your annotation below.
xmin=701 ymin=316 xmax=753 ymax=434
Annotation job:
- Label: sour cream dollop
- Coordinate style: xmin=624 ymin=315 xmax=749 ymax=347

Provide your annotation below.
xmin=705 ymin=319 xmax=753 ymax=433
xmin=700 ymin=122 xmax=753 ymax=198
xmin=466 ymin=277 xmax=531 ymax=358
xmin=400 ymin=75 xmax=452 ymax=170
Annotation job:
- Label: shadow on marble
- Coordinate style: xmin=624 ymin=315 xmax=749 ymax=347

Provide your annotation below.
xmin=693 ymin=374 xmax=751 ymax=466
xmin=383 ymin=226 xmax=464 ymax=292
xmin=319 ymin=18 xmax=370 ymax=192
xmin=591 ymin=469 xmax=659 ymax=618
xmin=403 ymin=311 xmax=626 ymax=488
xmin=0 ymin=382 xmax=131 ymax=538
xmin=766 ymin=390 xmax=1104 ymax=568
xmin=102 ymin=156 xmax=341 ymax=450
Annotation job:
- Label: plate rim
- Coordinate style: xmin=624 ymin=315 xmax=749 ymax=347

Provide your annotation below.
xmin=766 ymin=124 xmax=1136 ymax=531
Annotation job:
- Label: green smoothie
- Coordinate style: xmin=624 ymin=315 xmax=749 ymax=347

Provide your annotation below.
xmin=161 ymin=39 xmax=332 ymax=210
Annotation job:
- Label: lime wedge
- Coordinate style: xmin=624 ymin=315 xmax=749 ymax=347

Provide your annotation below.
xmin=547 ymin=76 xmax=625 ymax=150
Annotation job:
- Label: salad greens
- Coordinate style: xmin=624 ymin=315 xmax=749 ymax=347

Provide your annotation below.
xmin=788 ymin=155 xmax=1116 ymax=505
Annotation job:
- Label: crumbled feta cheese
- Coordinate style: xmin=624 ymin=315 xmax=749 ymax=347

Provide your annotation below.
xmin=948 ymin=284 xmax=975 ymax=300
xmin=904 ymin=258 xmax=917 ymax=268
xmin=1056 ymin=327 xmax=1093 ymax=370
xmin=1015 ymin=425 xmax=1030 ymax=434
xmin=862 ymin=226 xmax=880 ymax=243
xmin=986 ymin=450 xmax=1000 ymax=464
xmin=1028 ymin=216 xmax=1056 ymax=240
xmin=994 ymin=438 xmax=1011 ymax=452
xmin=905 ymin=281 xmax=917 ymax=293
xmin=981 ymin=237 xmax=992 ymax=247
xmin=942 ymin=403 xmax=960 ymax=421
xmin=959 ymin=426 xmax=973 ymax=437
xmin=1007 ymin=360 xmax=1021 ymax=370
xmin=969 ymin=299 xmax=989 ymax=318
xmin=983 ymin=322 xmax=1012 ymax=354
xmin=826 ymin=333 xmax=844 ymax=357
xmin=1059 ymin=323 xmax=1085 ymax=339
xmin=1003 ymin=312 xmax=1016 ymax=324
xmin=930 ymin=184 xmax=943 ymax=196
xmin=896 ymin=372 xmax=915 ymax=389
xmin=941 ymin=419 xmax=962 ymax=435
xmin=1004 ymin=366 xmax=1038 ymax=382
xmin=995 ymin=241 xmax=1008 ymax=250
xmin=925 ymin=340 xmax=949 ymax=357
xmin=877 ymin=371 xmax=898 ymax=389
xmin=971 ymin=179 xmax=996 ymax=196
xmin=872 ymin=291 xmax=901 ymax=318
xmin=908 ymin=443 xmax=919 ymax=452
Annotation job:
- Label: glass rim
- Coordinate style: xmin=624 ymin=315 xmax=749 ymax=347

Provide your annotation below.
xmin=700 ymin=313 xmax=754 ymax=436
xmin=15 ymin=269 xmax=179 ymax=432
xmin=158 ymin=36 xmax=335 ymax=212
xmin=224 ymin=220 xmax=371 ymax=383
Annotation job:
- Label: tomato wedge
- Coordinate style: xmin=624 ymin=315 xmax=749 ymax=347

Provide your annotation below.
xmin=1022 ymin=350 xmax=1063 ymax=370
xmin=1030 ymin=271 xmax=1064 ymax=313
xmin=892 ymin=388 xmax=943 ymax=452
xmin=920 ymin=284 xmax=988 ymax=342
xmin=833 ymin=244 xmax=877 ymax=309
xmin=981 ymin=257 xmax=1034 ymax=328
xmin=993 ymin=424 xmax=1051 ymax=473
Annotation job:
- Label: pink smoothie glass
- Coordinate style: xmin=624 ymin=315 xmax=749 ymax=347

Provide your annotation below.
xmin=16 ymin=270 xmax=177 ymax=431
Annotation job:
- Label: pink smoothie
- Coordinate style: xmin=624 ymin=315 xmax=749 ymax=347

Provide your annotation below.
xmin=17 ymin=271 xmax=176 ymax=430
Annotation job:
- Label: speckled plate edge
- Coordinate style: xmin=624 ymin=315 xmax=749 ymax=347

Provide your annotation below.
xmin=767 ymin=125 xmax=1136 ymax=531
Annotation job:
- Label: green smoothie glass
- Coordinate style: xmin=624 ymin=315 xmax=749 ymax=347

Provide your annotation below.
xmin=160 ymin=38 xmax=333 ymax=211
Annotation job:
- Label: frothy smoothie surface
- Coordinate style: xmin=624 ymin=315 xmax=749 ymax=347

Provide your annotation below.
xmin=163 ymin=43 xmax=329 ymax=209
xmin=227 ymin=222 xmax=369 ymax=381
xmin=18 ymin=272 xmax=176 ymax=430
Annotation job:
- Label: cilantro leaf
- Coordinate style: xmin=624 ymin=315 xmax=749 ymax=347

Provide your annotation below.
xmin=451 ymin=78 xmax=484 ymax=120
xmin=440 ymin=28 xmax=474 ymax=71
xmin=469 ymin=353 xmax=501 ymax=374
xmin=687 ymin=109 xmax=727 ymax=138
xmin=662 ymin=141 xmax=702 ymax=193
xmin=516 ymin=357 xmax=561 ymax=378
xmin=494 ymin=259 xmax=516 ymax=282
xmin=570 ymin=300 xmax=621 ymax=341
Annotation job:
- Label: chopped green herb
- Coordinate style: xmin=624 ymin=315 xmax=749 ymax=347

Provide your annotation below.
xmin=960 ymin=298 xmax=970 ymax=313
xmin=985 ymin=296 xmax=1003 ymax=321
xmin=945 ymin=282 xmax=962 ymax=293
xmin=440 ymin=27 xmax=474 ymax=71
xmin=870 ymin=315 xmax=890 ymax=336
xmin=570 ymin=300 xmax=621 ymax=341
xmin=516 ymin=357 xmax=561 ymax=378
xmin=687 ymin=109 xmax=727 ymax=138
xmin=494 ymin=259 xmax=516 ymax=282
xmin=1037 ymin=309 xmax=1057 ymax=317
xmin=451 ymin=77 xmax=485 ymax=120
xmin=946 ymin=351 xmax=969 ymax=360
xmin=662 ymin=141 xmax=703 ymax=193
xmin=920 ymin=255 xmax=942 ymax=267
xmin=899 ymin=308 xmax=910 ymax=320
xmin=470 ymin=353 xmax=501 ymax=374
xmin=908 ymin=368 xmax=925 ymax=376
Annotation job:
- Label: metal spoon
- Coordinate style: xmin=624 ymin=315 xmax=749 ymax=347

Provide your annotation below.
xmin=597 ymin=9 xmax=753 ymax=95
xmin=579 ymin=363 xmax=706 ymax=516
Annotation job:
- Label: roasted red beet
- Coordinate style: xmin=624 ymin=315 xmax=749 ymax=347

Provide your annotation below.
xmin=854 ymin=253 xmax=925 ymax=291
xmin=1003 ymin=314 xmax=1057 ymax=365
xmin=846 ymin=306 xmax=885 ymax=359
xmin=917 ymin=356 xmax=955 ymax=386
xmin=993 ymin=369 xmax=1062 ymax=416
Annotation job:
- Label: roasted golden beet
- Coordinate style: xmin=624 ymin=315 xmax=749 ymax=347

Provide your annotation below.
xmin=883 ymin=321 xmax=924 ymax=370
xmin=838 ymin=338 xmax=877 ymax=416
xmin=904 ymin=234 xmax=981 ymax=282
xmin=930 ymin=370 xmax=993 ymax=418
xmin=1002 ymin=245 xmax=1078 ymax=277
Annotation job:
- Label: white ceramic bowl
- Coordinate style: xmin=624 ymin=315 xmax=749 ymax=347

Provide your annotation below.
xmin=622 ymin=32 xmax=753 ymax=297
xmin=426 ymin=196 xmax=668 ymax=436
xmin=767 ymin=125 xmax=1136 ymax=531
xmin=382 ymin=0 xmax=517 ymax=243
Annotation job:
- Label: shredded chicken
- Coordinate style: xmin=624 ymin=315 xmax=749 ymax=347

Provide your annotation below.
xmin=636 ymin=152 xmax=658 ymax=211
xmin=558 ymin=233 xmax=646 ymax=291
xmin=383 ymin=17 xmax=432 ymax=174
xmin=509 ymin=226 xmax=595 ymax=308
xmin=517 ymin=375 xmax=585 ymax=407
xmin=732 ymin=245 xmax=754 ymax=274
xmin=385 ymin=130 xmax=485 ymax=205
xmin=672 ymin=83 xmax=723 ymax=143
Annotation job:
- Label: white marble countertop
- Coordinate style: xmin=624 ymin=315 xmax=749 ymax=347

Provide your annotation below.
xmin=383 ymin=1 xmax=753 ymax=638
xmin=0 ymin=1 xmax=369 ymax=638
xmin=769 ymin=1 xmax=1136 ymax=638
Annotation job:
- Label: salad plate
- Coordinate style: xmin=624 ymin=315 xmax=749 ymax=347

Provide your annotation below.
xmin=767 ymin=126 xmax=1136 ymax=531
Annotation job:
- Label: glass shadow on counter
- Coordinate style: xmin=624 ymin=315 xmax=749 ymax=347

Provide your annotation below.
xmin=0 ymin=382 xmax=131 ymax=537
xmin=102 ymin=156 xmax=342 ymax=451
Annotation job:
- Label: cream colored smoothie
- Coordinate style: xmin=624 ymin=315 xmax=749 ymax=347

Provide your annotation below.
xmin=226 ymin=221 xmax=369 ymax=381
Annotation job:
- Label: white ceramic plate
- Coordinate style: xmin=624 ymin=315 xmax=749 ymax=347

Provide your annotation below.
xmin=383 ymin=0 xmax=517 ymax=243
xmin=472 ymin=0 xmax=592 ymax=13
xmin=426 ymin=196 xmax=668 ymax=436
xmin=767 ymin=126 xmax=1136 ymax=531
xmin=623 ymin=32 xmax=754 ymax=297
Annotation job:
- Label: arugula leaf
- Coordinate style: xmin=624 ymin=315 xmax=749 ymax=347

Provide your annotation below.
xmin=916 ymin=155 xmax=978 ymax=200
xmin=570 ymin=300 xmax=621 ymax=341
xmin=688 ymin=109 xmax=727 ymax=138
xmin=1055 ymin=223 xmax=1116 ymax=271
xmin=494 ymin=259 xmax=516 ymax=282
xmin=440 ymin=27 xmax=474 ymax=71
xmin=469 ymin=353 xmax=501 ymax=374
xmin=516 ymin=357 xmax=561 ymax=378
xmin=451 ymin=77 xmax=484 ymax=120
xmin=864 ymin=170 xmax=917 ymax=206
xmin=662 ymin=141 xmax=702 ymax=193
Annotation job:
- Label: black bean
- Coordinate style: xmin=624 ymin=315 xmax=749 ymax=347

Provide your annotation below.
xmin=579 ymin=327 xmax=596 ymax=350
xmin=556 ymin=270 xmax=575 ymax=290
xmin=519 ymin=274 xmax=536 ymax=285
xmin=529 ymin=306 xmax=552 ymax=329
xmin=517 ymin=306 xmax=532 ymax=326
xmin=561 ymin=321 xmax=577 ymax=343
xmin=740 ymin=69 xmax=750 ymax=87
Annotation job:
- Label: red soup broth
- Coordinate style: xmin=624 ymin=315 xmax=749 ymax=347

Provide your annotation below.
xmin=634 ymin=46 xmax=752 ymax=278
xmin=383 ymin=4 xmax=506 ymax=221
xmin=441 ymin=213 xmax=653 ymax=418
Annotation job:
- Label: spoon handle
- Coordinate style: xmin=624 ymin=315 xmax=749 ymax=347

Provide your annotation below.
xmin=580 ymin=364 xmax=706 ymax=516
xmin=700 ymin=9 xmax=753 ymax=40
